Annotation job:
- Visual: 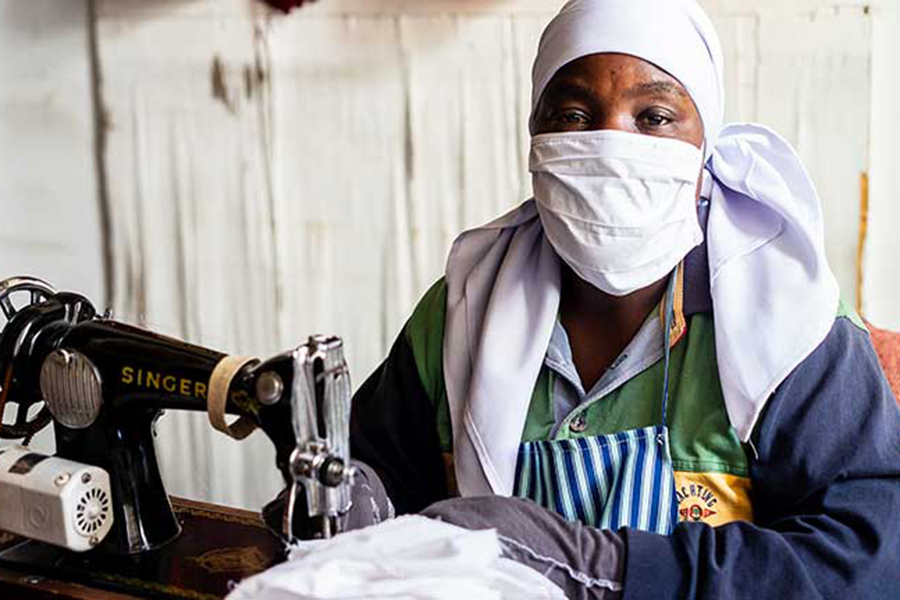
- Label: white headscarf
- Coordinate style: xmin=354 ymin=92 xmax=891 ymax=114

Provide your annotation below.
xmin=530 ymin=0 xmax=724 ymax=149
xmin=443 ymin=0 xmax=840 ymax=497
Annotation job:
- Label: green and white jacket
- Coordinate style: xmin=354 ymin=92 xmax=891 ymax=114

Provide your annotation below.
xmin=349 ymin=240 xmax=900 ymax=599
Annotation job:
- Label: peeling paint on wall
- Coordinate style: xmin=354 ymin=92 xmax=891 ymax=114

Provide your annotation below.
xmin=210 ymin=55 xmax=237 ymax=114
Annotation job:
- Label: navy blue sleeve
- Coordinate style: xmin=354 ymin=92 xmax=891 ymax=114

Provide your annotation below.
xmin=623 ymin=318 xmax=900 ymax=599
xmin=350 ymin=329 xmax=450 ymax=515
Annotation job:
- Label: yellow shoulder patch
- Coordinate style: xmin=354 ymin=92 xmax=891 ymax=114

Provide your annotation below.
xmin=674 ymin=471 xmax=753 ymax=527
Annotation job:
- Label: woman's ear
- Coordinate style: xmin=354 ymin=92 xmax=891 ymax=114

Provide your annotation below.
xmin=695 ymin=165 xmax=705 ymax=209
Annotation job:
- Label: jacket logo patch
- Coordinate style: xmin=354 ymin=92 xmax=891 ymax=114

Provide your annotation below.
xmin=679 ymin=503 xmax=718 ymax=522
xmin=673 ymin=471 xmax=754 ymax=527
xmin=675 ymin=483 xmax=719 ymax=522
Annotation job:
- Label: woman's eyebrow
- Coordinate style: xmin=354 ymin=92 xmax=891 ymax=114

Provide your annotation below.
xmin=622 ymin=80 xmax=689 ymax=99
xmin=544 ymin=81 xmax=598 ymax=103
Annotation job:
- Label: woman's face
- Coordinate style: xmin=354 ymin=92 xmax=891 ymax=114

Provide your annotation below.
xmin=532 ymin=53 xmax=704 ymax=148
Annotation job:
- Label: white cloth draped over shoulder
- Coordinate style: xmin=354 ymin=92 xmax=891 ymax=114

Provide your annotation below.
xmin=443 ymin=0 xmax=840 ymax=497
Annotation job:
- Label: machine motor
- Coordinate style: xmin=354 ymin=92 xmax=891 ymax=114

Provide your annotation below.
xmin=0 ymin=446 xmax=113 ymax=552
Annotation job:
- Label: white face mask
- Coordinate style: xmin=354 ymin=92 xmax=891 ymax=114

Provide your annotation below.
xmin=530 ymin=129 xmax=705 ymax=296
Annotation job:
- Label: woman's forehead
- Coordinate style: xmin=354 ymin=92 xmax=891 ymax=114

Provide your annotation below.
xmin=545 ymin=53 xmax=691 ymax=101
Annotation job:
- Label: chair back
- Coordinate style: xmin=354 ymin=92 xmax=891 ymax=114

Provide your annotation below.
xmin=867 ymin=321 xmax=900 ymax=403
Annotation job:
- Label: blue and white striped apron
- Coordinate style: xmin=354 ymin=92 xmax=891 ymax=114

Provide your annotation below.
xmin=513 ymin=268 xmax=680 ymax=535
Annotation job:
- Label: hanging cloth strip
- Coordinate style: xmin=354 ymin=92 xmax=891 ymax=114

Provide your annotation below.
xmin=513 ymin=267 xmax=680 ymax=533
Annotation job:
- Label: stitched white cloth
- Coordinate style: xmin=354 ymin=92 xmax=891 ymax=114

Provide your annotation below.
xmin=444 ymin=0 xmax=839 ymax=497
xmin=226 ymin=516 xmax=566 ymax=600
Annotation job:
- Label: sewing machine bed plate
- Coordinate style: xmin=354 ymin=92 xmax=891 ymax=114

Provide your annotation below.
xmin=0 ymin=497 xmax=285 ymax=600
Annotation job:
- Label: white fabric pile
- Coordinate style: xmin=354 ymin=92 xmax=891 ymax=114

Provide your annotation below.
xmin=226 ymin=516 xmax=566 ymax=600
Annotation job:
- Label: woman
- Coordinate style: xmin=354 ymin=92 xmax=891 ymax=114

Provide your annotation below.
xmin=348 ymin=0 xmax=900 ymax=597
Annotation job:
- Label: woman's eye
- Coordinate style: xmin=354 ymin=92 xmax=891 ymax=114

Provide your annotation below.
xmin=638 ymin=109 xmax=674 ymax=129
xmin=552 ymin=109 xmax=591 ymax=126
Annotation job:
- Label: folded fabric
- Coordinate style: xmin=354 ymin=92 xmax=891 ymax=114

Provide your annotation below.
xmin=226 ymin=515 xmax=566 ymax=600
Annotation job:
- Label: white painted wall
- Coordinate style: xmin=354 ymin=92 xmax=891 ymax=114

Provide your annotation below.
xmin=0 ymin=0 xmax=104 ymax=454
xmin=866 ymin=1 xmax=900 ymax=330
xmin=0 ymin=1 xmax=104 ymax=303
xmin=0 ymin=0 xmax=891 ymax=510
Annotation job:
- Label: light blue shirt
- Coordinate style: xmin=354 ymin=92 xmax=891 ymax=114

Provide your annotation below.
xmin=544 ymin=312 xmax=665 ymax=436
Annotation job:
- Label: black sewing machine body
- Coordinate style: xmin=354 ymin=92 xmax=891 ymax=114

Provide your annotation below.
xmin=0 ymin=276 xmax=355 ymax=597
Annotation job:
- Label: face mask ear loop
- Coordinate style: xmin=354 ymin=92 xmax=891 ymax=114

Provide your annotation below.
xmin=698 ymin=140 xmax=712 ymax=209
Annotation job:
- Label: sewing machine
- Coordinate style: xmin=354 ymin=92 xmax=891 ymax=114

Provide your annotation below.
xmin=0 ymin=275 xmax=356 ymax=598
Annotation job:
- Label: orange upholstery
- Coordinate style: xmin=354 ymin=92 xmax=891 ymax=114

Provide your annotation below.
xmin=867 ymin=321 xmax=900 ymax=403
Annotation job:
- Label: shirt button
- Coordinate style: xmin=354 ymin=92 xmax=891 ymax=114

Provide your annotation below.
xmin=569 ymin=413 xmax=587 ymax=434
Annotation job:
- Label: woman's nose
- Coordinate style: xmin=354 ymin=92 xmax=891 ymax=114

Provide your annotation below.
xmin=593 ymin=110 xmax=634 ymax=133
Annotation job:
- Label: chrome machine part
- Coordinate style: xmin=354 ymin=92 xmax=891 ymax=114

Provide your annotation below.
xmin=284 ymin=336 xmax=356 ymax=541
xmin=0 ymin=276 xmax=59 ymax=440
xmin=256 ymin=371 xmax=284 ymax=406
xmin=40 ymin=349 xmax=104 ymax=430
xmin=0 ymin=276 xmax=57 ymax=325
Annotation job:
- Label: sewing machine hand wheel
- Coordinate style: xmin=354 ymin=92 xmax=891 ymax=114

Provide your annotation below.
xmin=0 ymin=276 xmax=57 ymax=322
xmin=0 ymin=276 xmax=58 ymax=440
